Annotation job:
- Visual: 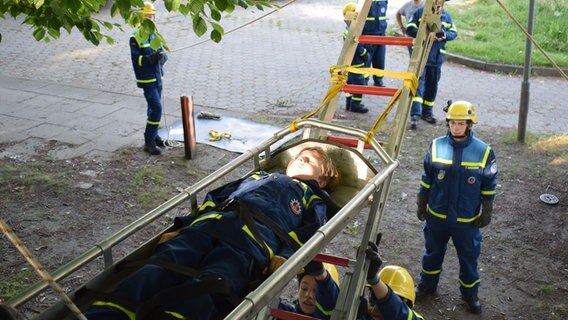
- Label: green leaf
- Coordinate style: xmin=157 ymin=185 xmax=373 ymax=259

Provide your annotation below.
xmin=47 ymin=27 xmax=61 ymax=39
xmin=33 ymin=28 xmax=45 ymax=41
xmin=210 ymin=29 xmax=222 ymax=43
xmin=192 ymin=15 xmax=207 ymax=37
xmin=33 ymin=0 xmax=45 ymax=9
xmin=214 ymin=0 xmax=227 ymax=11
xmin=165 ymin=0 xmax=181 ymax=11
xmin=189 ymin=0 xmax=205 ymax=14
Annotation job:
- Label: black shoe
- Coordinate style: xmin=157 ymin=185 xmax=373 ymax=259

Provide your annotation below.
xmin=155 ymin=136 xmax=166 ymax=148
xmin=374 ymin=78 xmax=385 ymax=87
xmin=410 ymin=115 xmax=419 ymax=130
xmin=415 ymin=283 xmax=436 ymax=298
xmin=144 ymin=143 xmax=162 ymax=156
xmin=350 ymin=104 xmax=369 ymax=114
xmin=421 ymin=113 xmax=437 ymax=124
xmin=462 ymin=295 xmax=482 ymax=314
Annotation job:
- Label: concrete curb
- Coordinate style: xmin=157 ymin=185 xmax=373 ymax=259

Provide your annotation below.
xmin=446 ymin=53 xmax=568 ymax=78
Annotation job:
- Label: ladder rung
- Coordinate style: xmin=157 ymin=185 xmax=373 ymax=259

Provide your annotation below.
xmin=314 ymin=253 xmax=355 ymax=268
xmin=358 ymin=35 xmax=413 ymax=46
xmin=271 ymin=308 xmax=320 ymax=320
xmin=326 ymin=136 xmax=374 ymax=149
xmin=343 ymin=84 xmax=398 ymax=97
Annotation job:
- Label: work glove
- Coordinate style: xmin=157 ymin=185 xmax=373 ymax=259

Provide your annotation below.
xmin=365 ymin=233 xmax=383 ymax=285
xmin=417 ymin=193 xmax=428 ymax=221
xmin=474 ymin=200 xmax=493 ymax=228
xmin=304 ymin=260 xmax=325 ymax=276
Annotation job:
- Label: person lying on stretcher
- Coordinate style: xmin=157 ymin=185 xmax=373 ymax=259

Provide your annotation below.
xmin=82 ymin=147 xmax=341 ymax=320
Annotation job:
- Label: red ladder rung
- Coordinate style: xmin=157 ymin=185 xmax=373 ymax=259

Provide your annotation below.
xmin=358 ymin=35 xmax=413 ymax=46
xmin=314 ymin=253 xmax=354 ymax=268
xmin=271 ymin=309 xmax=320 ymax=320
xmin=343 ymin=84 xmax=398 ymax=97
xmin=326 ymin=136 xmax=373 ymax=149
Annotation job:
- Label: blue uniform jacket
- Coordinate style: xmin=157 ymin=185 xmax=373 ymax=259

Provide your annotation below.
xmin=129 ymin=31 xmax=167 ymax=88
xmin=368 ymin=287 xmax=424 ymax=320
xmin=362 ymin=0 xmax=388 ymax=35
xmin=174 ymin=171 xmax=329 ymax=268
xmin=278 ymin=273 xmax=340 ymax=319
xmin=344 ymin=25 xmax=368 ymax=67
xmin=419 ymin=131 xmax=498 ymax=228
xmin=406 ymin=8 xmax=458 ymax=66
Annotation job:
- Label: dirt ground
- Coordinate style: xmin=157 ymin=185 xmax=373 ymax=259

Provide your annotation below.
xmin=1 ymin=116 xmax=567 ymax=319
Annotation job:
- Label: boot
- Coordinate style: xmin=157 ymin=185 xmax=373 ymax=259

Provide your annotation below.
xmin=144 ymin=141 xmax=162 ymax=156
xmin=462 ymin=295 xmax=482 ymax=314
xmin=374 ymin=77 xmax=385 ymax=87
xmin=421 ymin=113 xmax=437 ymax=124
xmin=155 ymin=136 xmax=166 ymax=148
xmin=350 ymin=104 xmax=369 ymax=114
xmin=415 ymin=282 xmax=437 ymax=298
xmin=410 ymin=115 xmax=420 ymax=130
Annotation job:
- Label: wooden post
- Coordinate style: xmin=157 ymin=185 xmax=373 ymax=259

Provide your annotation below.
xmin=180 ymin=96 xmax=196 ymax=159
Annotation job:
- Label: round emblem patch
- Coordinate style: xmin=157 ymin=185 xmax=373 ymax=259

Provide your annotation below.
xmin=468 ymin=176 xmax=476 ymax=184
xmin=437 ymin=170 xmax=446 ymax=180
xmin=290 ymin=199 xmax=302 ymax=215
xmin=490 ymin=163 xmax=498 ymax=174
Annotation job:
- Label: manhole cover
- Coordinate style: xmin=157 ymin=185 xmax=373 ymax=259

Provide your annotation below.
xmin=539 ymin=193 xmax=559 ymax=205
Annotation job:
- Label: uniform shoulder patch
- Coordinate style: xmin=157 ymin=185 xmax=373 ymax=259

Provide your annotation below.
xmin=289 ymin=199 xmax=302 ymax=215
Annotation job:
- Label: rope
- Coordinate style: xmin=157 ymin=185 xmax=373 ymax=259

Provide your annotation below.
xmin=495 ymin=0 xmax=567 ymax=81
xmin=0 ymin=218 xmax=87 ymax=320
xmin=168 ymin=0 xmax=298 ymax=54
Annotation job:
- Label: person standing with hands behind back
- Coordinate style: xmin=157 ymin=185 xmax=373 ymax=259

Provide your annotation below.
xmin=130 ymin=2 xmax=168 ymax=155
xmin=415 ymin=101 xmax=498 ymax=314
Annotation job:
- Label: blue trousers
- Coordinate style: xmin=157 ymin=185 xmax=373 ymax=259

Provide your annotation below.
xmin=420 ymin=222 xmax=481 ymax=297
xmin=84 ymin=229 xmax=255 ymax=319
xmin=347 ymin=71 xmax=366 ymax=109
xmin=142 ymin=86 xmax=162 ymax=144
xmin=411 ymin=65 xmax=442 ymax=117
xmin=364 ymin=35 xmax=386 ymax=83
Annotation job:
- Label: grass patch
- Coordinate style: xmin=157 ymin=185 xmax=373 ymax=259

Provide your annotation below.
xmin=446 ymin=0 xmax=568 ymax=67
xmin=0 ymin=163 xmax=65 ymax=195
xmin=0 ymin=268 xmax=35 ymax=301
xmin=130 ymin=166 xmax=170 ymax=209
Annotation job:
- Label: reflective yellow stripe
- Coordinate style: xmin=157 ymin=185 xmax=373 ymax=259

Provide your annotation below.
xmin=481 ymin=190 xmax=496 ymax=196
xmin=147 ymin=120 xmax=160 ymax=125
xmin=242 ymin=225 xmax=274 ymax=259
xmin=137 ymin=55 xmax=143 ymax=67
xmin=457 ymin=214 xmax=480 ymax=223
xmin=92 ymin=301 xmax=135 ymax=320
xmin=462 ymin=146 xmax=491 ymax=168
xmin=431 ymin=139 xmax=452 ymax=165
xmin=288 ymin=231 xmax=303 ymax=247
xmin=423 ymin=99 xmax=435 ymax=107
xmin=412 ymin=96 xmax=423 ymax=103
xmin=413 ymin=310 xmax=425 ymax=320
xmin=164 ymin=311 xmax=186 ymax=319
xmin=137 ymin=78 xmax=158 ymax=84
xmin=459 ymin=278 xmax=481 ymax=288
xmin=190 ymin=213 xmax=223 ymax=225
xmin=316 ymin=301 xmax=334 ymax=316
xmin=140 ymin=43 xmax=151 ymax=48
xmin=428 ymin=207 xmax=446 ymax=219
xmin=421 ymin=267 xmax=441 ymax=275
xmin=198 ymin=200 xmax=217 ymax=212
xmin=420 ymin=180 xmax=430 ymax=189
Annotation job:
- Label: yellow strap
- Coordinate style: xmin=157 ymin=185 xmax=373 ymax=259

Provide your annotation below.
xmin=208 ymin=130 xmax=232 ymax=141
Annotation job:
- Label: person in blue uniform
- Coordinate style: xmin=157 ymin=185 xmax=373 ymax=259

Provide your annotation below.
xmin=359 ymin=236 xmax=424 ymax=320
xmin=406 ymin=0 xmax=457 ymax=129
xmin=82 ymin=147 xmax=340 ymax=319
xmin=415 ymin=101 xmax=498 ymax=314
xmin=278 ymin=261 xmax=340 ymax=319
xmin=362 ymin=0 xmax=388 ymax=87
xmin=130 ymin=2 xmax=168 ymax=155
xmin=343 ymin=2 xmax=370 ymax=114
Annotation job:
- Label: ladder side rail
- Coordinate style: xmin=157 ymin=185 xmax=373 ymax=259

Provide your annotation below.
xmin=317 ymin=0 xmax=372 ymax=125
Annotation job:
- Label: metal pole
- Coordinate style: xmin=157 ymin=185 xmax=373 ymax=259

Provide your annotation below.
xmin=517 ymin=0 xmax=535 ymax=143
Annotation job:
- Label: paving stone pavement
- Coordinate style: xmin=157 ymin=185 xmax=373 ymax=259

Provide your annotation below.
xmin=0 ymin=0 xmax=566 ymax=160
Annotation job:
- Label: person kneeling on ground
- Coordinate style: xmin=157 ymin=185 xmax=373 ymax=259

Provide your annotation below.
xmin=82 ymin=147 xmax=340 ymax=319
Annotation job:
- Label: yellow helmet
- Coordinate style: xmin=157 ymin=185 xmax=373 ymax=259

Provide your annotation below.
xmin=324 ymin=263 xmax=340 ymax=285
xmin=379 ymin=265 xmax=416 ymax=307
xmin=343 ymin=2 xmax=357 ymax=16
xmin=446 ymin=100 xmax=478 ymax=124
xmin=139 ymin=1 xmax=156 ymax=15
